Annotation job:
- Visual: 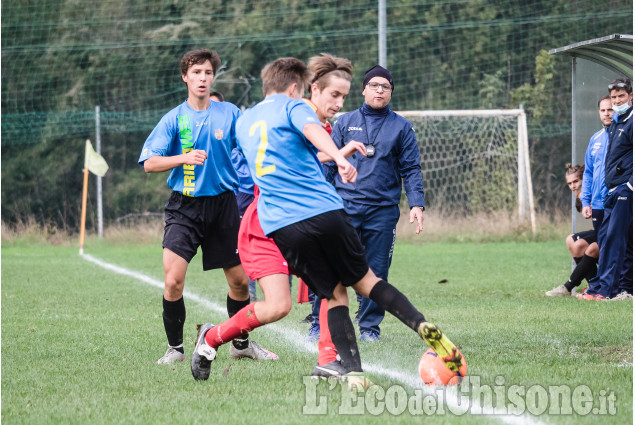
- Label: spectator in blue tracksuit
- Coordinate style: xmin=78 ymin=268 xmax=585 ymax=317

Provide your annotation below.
xmin=325 ymin=65 xmax=425 ymax=341
xmin=583 ymin=78 xmax=633 ymax=301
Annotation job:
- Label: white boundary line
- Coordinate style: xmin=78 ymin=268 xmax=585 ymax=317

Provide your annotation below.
xmin=82 ymin=253 xmax=546 ymax=425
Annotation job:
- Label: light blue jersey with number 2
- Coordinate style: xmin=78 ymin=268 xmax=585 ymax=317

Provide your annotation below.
xmin=236 ymin=94 xmax=344 ymax=236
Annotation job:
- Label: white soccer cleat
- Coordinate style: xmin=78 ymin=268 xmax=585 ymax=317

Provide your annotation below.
xmin=545 ymin=284 xmax=572 ymax=297
xmin=156 ymin=346 xmax=186 ymax=365
xmin=611 ymin=291 xmax=634 ymax=301
xmin=229 ymin=341 xmax=279 ymax=360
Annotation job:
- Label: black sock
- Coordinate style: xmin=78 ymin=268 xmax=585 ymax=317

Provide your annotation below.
xmin=227 ymin=295 xmax=250 ymax=349
xmin=564 ymin=255 xmax=598 ymax=291
xmin=163 ymin=297 xmax=185 ymax=352
xmin=582 ymin=255 xmax=598 ymax=282
xmin=328 ymin=306 xmax=362 ymax=372
xmin=368 ymin=280 xmax=426 ymax=332
xmin=563 ymin=280 xmax=576 ymax=292
xmin=573 ymin=256 xmax=582 ymax=265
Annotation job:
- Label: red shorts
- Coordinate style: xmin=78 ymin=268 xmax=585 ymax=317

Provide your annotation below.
xmin=238 ymin=198 xmax=291 ymax=281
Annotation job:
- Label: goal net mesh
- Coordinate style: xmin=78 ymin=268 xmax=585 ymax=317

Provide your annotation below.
xmin=402 ymin=112 xmax=520 ymax=215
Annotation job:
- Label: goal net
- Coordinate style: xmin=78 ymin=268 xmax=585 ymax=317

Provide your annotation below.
xmin=397 ymin=110 xmax=535 ymax=232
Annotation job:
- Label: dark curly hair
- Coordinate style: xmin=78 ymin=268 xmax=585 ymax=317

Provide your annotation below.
xmin=180 ymin=49 xmax=221 ymax=76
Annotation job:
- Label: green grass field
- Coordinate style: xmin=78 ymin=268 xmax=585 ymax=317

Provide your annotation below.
xmin=2 ymin=238 xmax=632 ymax=424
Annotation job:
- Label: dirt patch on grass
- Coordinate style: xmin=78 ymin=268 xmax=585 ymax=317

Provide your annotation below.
xmin=588 ymin=345 xmax=633 ymax=365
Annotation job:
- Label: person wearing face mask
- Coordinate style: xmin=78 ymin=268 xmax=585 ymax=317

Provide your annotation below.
xmin=326 ymin=65 xmax=425 ymax=342
xmin=580 ymin=78 xmax=633 ymax=301
xmin=546 ymin=96 xmax=613 ymax=297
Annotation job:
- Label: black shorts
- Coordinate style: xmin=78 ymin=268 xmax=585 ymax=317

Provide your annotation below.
xmin=163 ymin=190 xmax=241 ymax=271
xmin=572 ymin=229 xmax=596 ymax=245
xmin=271 ymin=209 xmax=369 ymax=299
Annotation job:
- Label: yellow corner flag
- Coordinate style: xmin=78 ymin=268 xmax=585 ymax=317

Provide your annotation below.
xmin=85 ymin=139 xmax=109 ymax=177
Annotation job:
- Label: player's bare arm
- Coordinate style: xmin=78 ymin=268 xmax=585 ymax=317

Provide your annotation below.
xmin=143 ymin=149 xmax=208 ymax=173
xmin=316 ymin=141 xmax=366 ymax=163
xmin=336 ymin=158 xmax=357 ymax=184
xmin=303 ymin=123 xmax=357 ymax=183
xmin=339 ymin=141 xmax=367 ymax=158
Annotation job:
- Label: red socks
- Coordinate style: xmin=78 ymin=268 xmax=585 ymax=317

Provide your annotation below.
xmin=203 ymin=298 xmax=339 ymax=367
xmin=317 ymin=298 xmax=338 ymax=366
xmin=205 ymin=303 xmax=262 ymax=349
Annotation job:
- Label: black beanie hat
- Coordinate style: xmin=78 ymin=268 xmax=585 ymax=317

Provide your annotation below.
xmin=362 ymin=65 xmax=394 ymax=91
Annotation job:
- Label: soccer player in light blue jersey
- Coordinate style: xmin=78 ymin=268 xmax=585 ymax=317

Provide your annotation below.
xmin=139 ymin=49 xmax=277 ymax=365
xmin=191 ymin=57 xmax=463 ymax=384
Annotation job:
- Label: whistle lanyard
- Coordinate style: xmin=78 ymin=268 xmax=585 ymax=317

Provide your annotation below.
xmin=361 ymin=110 xmax=388 ymax=156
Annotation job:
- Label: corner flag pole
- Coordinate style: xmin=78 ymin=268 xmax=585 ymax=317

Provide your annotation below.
xmin=79 ymin=166 xmax=89 ymax=255
xmin=79 ymin=139 xmax=109 ymax=255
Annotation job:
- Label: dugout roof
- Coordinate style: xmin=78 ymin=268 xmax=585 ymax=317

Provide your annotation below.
xmin=550 ymin=34 xmax=633 ymax=234
xmin=549 ymin=33 xmax=633 ymax=78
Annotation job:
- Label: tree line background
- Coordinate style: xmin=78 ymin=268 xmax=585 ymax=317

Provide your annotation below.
xmin=1 ymin=0 xmax=632 ymax=231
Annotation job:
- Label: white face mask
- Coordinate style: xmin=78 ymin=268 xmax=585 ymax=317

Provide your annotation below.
xmin=612 ymin=102 xmax=630 ymax=115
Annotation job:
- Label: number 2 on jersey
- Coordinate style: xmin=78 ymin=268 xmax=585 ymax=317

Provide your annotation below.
xmin=250 ymin=120 xmax=276 ymax=177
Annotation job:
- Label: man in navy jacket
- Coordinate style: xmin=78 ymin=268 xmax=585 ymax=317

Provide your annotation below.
xmin=326 ymin=65 xmax=425 ymax=340
xmin=582 ymin=78 xmax=633 ymax=301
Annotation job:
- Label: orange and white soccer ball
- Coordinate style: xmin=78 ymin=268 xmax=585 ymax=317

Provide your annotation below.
xmin=418 ymin=348 xmax=467 ymax=386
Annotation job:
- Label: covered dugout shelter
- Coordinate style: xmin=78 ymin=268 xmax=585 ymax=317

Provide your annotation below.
xmin=549 ymin=34 xmax=633 ymax=232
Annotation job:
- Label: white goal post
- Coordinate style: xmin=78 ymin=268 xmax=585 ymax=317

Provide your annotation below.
xmin=393 ymin=109 xmax=536 ymax=233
